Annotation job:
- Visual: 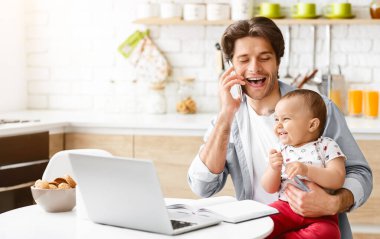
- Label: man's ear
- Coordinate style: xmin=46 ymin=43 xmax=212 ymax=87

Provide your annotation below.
xmin=309 ymin=118 xmax=320 ymax=133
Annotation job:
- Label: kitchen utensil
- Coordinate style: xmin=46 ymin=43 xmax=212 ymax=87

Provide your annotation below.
xmin=297 ymin=69 xmax=318 ymax=88
xmin=283 ymin=26 xmax=293 ymax=80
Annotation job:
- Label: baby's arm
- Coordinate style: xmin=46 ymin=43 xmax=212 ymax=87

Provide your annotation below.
xmin=286 ymin=157 xmax=346 ymax=190
xmin=261 ymin=149 xmax=283 ymax=193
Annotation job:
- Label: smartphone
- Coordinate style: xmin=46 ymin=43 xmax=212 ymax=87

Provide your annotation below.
xmin=227 ymin=61 xmax=243 ymax=101
xmin=293 ymin=176 xmax=310 ymax=192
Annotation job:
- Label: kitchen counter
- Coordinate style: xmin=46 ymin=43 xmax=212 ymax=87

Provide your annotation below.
xmin=0 ymin=110 xmax=380 ymax=139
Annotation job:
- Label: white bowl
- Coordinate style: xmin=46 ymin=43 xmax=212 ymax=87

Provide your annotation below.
xmin=31 ymin=186 xmax=76 ymax=212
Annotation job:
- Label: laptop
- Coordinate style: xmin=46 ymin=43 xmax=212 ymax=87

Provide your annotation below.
xmin=68 ymin=153 xmax=222 ymax=235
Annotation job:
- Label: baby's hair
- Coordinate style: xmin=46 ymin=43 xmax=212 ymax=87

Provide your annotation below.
xmin=282 ymin=89 xmax=327 ymax=136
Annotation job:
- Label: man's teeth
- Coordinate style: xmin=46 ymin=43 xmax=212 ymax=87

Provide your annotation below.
xmin=246 ymin=77 xmax=266 ymax=84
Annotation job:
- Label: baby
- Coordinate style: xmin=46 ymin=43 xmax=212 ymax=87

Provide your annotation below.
xmin=261 ymin=89 xmax=346 ymax=239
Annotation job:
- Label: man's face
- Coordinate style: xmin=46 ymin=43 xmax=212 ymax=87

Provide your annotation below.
xmin=231 ymin=36 xmax=279 ymax=101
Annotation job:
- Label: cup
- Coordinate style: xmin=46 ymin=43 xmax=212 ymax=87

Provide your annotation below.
xmin=364 ymin=90 xmax=379 ymax=118
xmin=258 ymin=3 xmax=281 ymax=18
xmin=348 ymin=88 xmax=363 ymax=116
xmin=324 ymin=3 xmax=352 ymax=17
xmin=292 ymin=3 xmax=316 ymax=17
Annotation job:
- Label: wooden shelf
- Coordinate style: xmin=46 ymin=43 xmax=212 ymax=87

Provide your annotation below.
xmin=134 ymin=17 xmax=380 ymax=26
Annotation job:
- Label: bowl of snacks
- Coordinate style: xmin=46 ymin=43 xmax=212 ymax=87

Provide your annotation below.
xmin=31 ymin=174 xmax=77 ymax=212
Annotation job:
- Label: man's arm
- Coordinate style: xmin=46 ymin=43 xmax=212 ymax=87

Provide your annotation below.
xmin=199 ymin=66 xmax=245 ymax=173
xmin=188 ymin=67 xmax=245 ymax=197
xmin=324 ymin=100 xmax=373 ymax=210
xmin=285 ymin=182 xmax=354 ymax=217
xmin=199 ymin=112 xmax=234 ymax=174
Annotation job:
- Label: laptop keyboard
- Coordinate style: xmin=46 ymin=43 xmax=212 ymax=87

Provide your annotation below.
xmin=171 ymin=220 xmax=196 ymax=230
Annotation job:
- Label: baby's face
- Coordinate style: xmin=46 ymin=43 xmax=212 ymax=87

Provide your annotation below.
xmin=274 ymin=97 xmax=314 ymax=147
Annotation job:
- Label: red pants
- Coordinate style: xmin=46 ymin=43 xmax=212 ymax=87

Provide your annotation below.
xmin=267 ymin=200 xmax=340 ymax=239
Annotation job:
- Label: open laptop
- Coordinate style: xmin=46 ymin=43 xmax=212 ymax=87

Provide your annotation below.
xmin=68 ymin=153 xmax=221 ymax=235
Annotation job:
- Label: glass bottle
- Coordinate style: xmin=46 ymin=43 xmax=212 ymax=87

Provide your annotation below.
xmin=146 ymin=83 xmax=166 ymax=114
xmin=176 ymin=77 xmax=197 ymax=114
xmin=370 ymin=0 xmax=380 ymax=19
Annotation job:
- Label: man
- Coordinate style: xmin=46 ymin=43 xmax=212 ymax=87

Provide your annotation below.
xmin=187 ymin=17 xmax=372 ymax=238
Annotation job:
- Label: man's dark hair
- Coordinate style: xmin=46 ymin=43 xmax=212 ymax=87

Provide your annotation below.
xmin=221 ymin=17 xmax=285 ymax=65
xmin=283 ymin=89 xmax=327 ymax=137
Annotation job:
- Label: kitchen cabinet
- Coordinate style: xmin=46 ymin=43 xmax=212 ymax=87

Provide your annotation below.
xmin=64 ymin=133 xmax=134 ymax=158
xmin=49 ymin=133 xmax=64 ymax=158
xmin=134 ymin=17 xmax=380 ymax=25
xmin=0 ymin=132 xmax=49 ymax=213
xmin=348 ymin=140 xmax=380 ymax=225
xmin=134 ymin=135 xmax=234 ymax=198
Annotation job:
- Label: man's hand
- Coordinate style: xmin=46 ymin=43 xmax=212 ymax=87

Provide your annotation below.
xmin=268 ymin=149 xmax=283 ymax=171
xmin=219 ymin=66 xmax=245 ymax=116
xmin=285 ymin=181 xmax=340 ymax=217
xmin=286 ymin=161 xmax=308 ymax=179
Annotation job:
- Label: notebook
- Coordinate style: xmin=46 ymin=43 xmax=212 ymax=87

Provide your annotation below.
xmin=68 ymin=153 xmax=222 ymax=235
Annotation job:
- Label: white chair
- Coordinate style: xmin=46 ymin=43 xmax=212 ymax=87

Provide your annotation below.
xmin=42 ymin=149 xmax=112 ymax=181
xmin=43 ymin=149 xmax=112 ymax=218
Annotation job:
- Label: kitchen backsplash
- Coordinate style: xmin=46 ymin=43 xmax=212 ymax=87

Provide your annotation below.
xmin=24 ymin=0 xmax=380 ymax=114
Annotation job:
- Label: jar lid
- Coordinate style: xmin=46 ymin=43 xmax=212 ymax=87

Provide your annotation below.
xmin=178 ymin=77 xmax=195 ymax=83
xmin=149 ymin=82 xmax=166 ymax=90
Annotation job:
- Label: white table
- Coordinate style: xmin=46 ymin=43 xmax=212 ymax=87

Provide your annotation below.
xmin=0 ymin=205 xmax=273 ymax=239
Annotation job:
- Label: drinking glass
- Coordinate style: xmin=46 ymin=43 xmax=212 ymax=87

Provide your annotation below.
xmin=364 ymin=90 xmax=379 ymax=118
xmin=348 ymin=87 xmax=363 ymax=116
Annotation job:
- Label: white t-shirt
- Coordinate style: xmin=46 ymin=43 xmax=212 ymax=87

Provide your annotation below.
xmin=278 ymin=137 xmax=346 ymax=201
xmin=247 ymin=106 xmax=279 ymax=204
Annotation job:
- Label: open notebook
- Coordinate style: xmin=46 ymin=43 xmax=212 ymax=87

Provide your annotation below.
xmin=166 ymin=196 xmax=278 ymax=223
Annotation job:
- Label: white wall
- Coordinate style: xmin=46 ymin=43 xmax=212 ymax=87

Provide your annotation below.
xmin=24 ymin=0 xmax=380 ymax=114
xmin=0 ymin=0 xmax=26 ymax=112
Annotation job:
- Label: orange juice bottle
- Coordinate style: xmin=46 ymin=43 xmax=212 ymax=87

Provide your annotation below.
xmin=364 ymin=90 xmax=379 ymax=118
xmin=348 ymin=89 xmax=363 ymax=116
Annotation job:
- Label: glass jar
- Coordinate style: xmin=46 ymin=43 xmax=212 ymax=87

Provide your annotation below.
xmin=146 ymin=83 xmax=166 ymax=114
xmin=176 ymin=77 xmax=197 ymax=114
xmin=370 ymin=0 xmax=380 ymax=19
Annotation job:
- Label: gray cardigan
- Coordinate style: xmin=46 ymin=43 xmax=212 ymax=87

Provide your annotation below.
xmin=188 ymin=81 xmax=373 ymax=239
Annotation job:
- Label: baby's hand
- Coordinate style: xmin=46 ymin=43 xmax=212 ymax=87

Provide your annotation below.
xmin=268 ymin=149 xmax=283 ymax=171
xmin=285 ymin=162 xmax=308 ymax=179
